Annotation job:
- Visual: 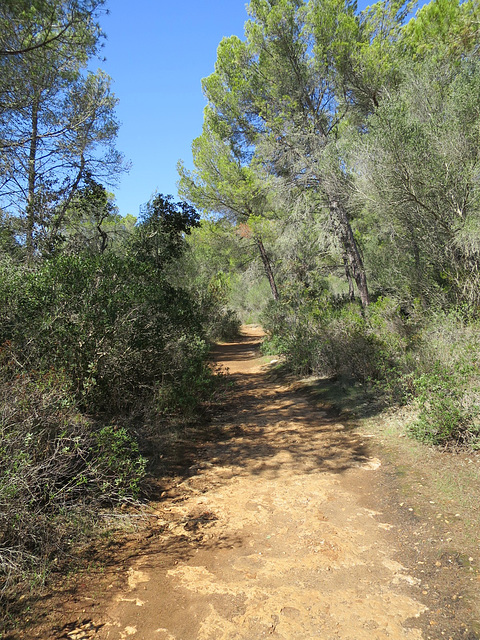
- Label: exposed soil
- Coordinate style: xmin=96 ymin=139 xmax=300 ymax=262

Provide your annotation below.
xmin=14 ymin=326 xmax=480 ymax=640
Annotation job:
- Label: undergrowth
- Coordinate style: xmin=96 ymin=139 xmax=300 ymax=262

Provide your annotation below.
xmin=0 ymin=252 xmax=222 ymax=635
xmin=262 ymin=295 xmax=480 ymax=449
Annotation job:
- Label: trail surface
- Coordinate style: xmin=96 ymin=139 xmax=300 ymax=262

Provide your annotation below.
xmin=92 ymin=325 xmax=430 ymax=639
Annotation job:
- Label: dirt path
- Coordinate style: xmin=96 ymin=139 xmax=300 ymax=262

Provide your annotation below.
xmin=80 ymin=325 xmax=433 ymax=640
xmin=37 ymin=325 xmax=480 ymax=640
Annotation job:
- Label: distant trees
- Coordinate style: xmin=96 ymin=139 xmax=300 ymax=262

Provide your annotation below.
xmin=178 ymin=117 xmax=280 ymax=300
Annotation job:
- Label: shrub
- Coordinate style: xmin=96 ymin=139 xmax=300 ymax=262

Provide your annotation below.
xmin=93 ymin=425 xmax=147 ymax=498
xmin=0 ymin=248 xmax=216 ymax=621
xmin=0 ymin=252 xmax=210 ymax=413
xmin=408 ymin=312 xmax=480 ymax=447
xmin=263 ymin=294 xmax=480 ymax=448
xmin=0 ymin=372 xmax=146 ymax=599
xmin=410 ymin=366 xmax=480 ymax=446
xmin=261 ymin=295 xmax=411 ymax=383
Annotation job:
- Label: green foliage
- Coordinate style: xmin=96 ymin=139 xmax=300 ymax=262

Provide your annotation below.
xmin=262 ymin=294 xmax=410 ymax=381
xmin=401 ymin=0 xmax=480 ymax=61
xmin=0 ymin=207 xmax=219 ymax=619
xmin=407 ymin=312 xmax=480 ymax=446
xmin=59 ymin=175 xmax=127 ymax=255
xmin=353 ymin=53 xmax=480 ymax=307
xmin=133 ymin=193 xmax=200 ymax=268
xmin=410 ymin=366 xmax=480 ymax=447
xmin=0 ymin=249 xmax=211 ymax=413
xmin=0 ymin=370 xmax=146 ymax=599
xmin=264 ymin=288 xmax=480 ymax=449
xmin=178 ymin=220 xmax=253 ymax=337
xmin=201 ymin=275 xmax=242 ymax=340
xmin=93 ymin=426 xmax=147 ymax=498
xmin=229 ymin=269 xmax=273 ymax=324
xmin=0 ymin=212 xmax=22 ymax=258
xmin=0 ymin=0 xmax=124 ymax=258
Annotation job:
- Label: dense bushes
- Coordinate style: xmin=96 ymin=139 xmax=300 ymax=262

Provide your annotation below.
xmin=0 ymin=370 xmax=146 ymax=592
xmin=0 ymin=253 xmax=210 ymax=413
xmin=0 ymin=226 xmax=218 ymax=615
xmin=262 ymin=295 xmax=480 ymax=448
xmin=262 ymin=295 xmax=410 ymax=381
xmin=409 ymin=313 xmax=480 ymax=447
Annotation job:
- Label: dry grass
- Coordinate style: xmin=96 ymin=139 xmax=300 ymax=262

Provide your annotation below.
xmin=359 ymin=405 xmax=480 ymax=543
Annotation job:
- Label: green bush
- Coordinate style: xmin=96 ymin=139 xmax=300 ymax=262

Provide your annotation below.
xmin=93 ymin=425 xmax=147 ymax=498
xmin=0 ymin=245 xmax=217 ymax=617
xmin=261 ymin=295 xmax=411 ymax=383
xmin=410 ymin=366 xmax=480 ymax=446
xmin=0 ymin=252 xmax=210 ymax=413
xmin=407 ymin=312 xmax=480 ymax=447
xmin=0 ymin=372 xmax=146 ymax=598
xmin=197 ymin=274 xmax=241 ymax=341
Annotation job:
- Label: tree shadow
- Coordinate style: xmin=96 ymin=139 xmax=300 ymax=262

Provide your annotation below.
xmin=196 ymin=370 xmax=372 ymax=478
xmin=209 ymin=333 xmax=263 ymax=364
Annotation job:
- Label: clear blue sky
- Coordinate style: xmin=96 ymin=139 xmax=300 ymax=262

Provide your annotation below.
xmin=98 ymin=1 xmax=250 ymax=217
xmin=98 ymin=0 xmax=414 ymax=217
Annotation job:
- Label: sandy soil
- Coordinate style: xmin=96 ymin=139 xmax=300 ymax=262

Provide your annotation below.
xmin=27 ymin=326 xmax=479 ymax=640
xmin=95 ymin=326 xmax=428 ymax=639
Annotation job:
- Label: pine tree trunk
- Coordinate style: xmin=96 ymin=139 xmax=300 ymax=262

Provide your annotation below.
xmin=328 ymin=196 xmax=369 ymax=307
xmin=26 ymin=97 xmax=39 ymax=260
xmin=255 ymin=234 xmax=280 ymax=301
xmin=343 ymin=254 xmax=355 ymax=302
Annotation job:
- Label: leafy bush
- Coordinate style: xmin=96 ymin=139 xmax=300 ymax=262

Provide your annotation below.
xmin=92 ymin=425 xmax=147 ymax=498
xmin=0 ymin=239 xmax=217 ymax=619
xmin=261 ymin=295 xmax=411 ymax=383
xmin=408 ymin=312 xmax=480 ymax=447
xmin=410 ymin=366 xmax=480 ymax=446
xmin=0 ymin=371 xmax=146 ymax=598
xmin=195 ymin=273 xmax=241 ymax=341
xmin=210 ymin=308 xmax=242 ymax=341
xmin=0 ymin=252 xmax=210 ymax=413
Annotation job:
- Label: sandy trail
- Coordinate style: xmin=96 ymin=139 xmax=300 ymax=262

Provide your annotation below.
xmin=96 ymin=326 xmax=428 ymax=639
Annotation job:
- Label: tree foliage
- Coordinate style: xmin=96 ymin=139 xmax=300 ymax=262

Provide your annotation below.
xmin=178 ymin=0 xmax=480 ymax=450
xmin=0 ymin=0 xmax=124 ymax=259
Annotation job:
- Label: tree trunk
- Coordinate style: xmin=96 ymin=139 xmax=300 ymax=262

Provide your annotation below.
xmin=26 ymin=96 xmax=39 ymax=260
xmin=255 ymin=234 xmax=280 ymax=301
xmin=343 ymin=254 xmax=355 ymax=302
xmin=47 ymin=155 xmax=85 ymax=253
xmin=328 ymin=196 xmax=370 ymax=307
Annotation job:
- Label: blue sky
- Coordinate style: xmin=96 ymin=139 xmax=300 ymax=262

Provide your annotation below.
xmin=98 ymin=1 xmax=250 ymax=217
xmin=98 ymin=0 xmax=412 ymax=217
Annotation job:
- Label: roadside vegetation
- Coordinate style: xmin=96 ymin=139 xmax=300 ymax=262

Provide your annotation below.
xmin=0 ymin=3 xmax=238 ymax=631
xmin=0 ymin=190 xmax=238 ymax=630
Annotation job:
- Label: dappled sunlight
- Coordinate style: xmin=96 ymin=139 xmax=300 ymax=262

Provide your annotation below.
xmin=205 ymin=335 xmax=372 ymax=479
